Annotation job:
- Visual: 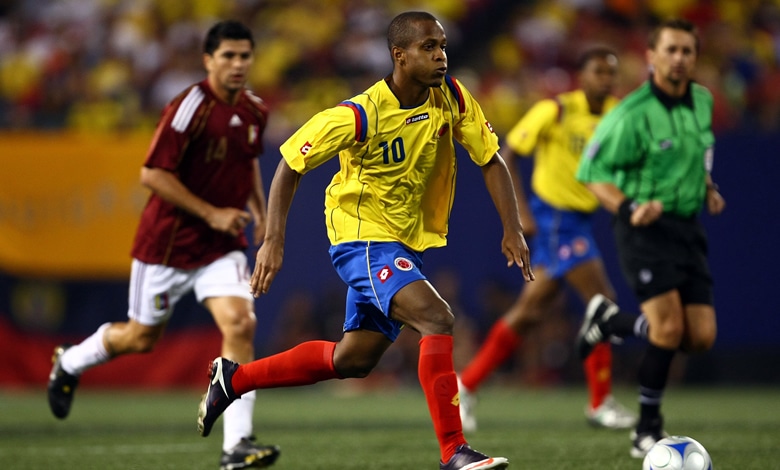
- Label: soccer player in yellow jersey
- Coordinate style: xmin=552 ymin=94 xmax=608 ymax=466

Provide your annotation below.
xmin=458 ymin=48 xmax=638 ymax=432
xmin=197 ymin=11 xmax=532 ymax=470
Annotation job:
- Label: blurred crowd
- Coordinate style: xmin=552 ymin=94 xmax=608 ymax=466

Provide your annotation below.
xmin=0 ymin=0 xmax=778 ymax=139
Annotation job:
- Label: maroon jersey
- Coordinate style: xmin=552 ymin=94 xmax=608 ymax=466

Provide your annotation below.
xmin=131 ymin=80 xmax=269 ymax=269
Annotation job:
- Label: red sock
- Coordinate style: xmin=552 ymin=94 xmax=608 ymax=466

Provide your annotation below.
xmin=231 ymin=341 xmax=340 ymax=395
xmin=460 ymin=319 xmax=521 ymax=392
xmin=418 ymin=335 xmax=467 ymax=463
xmin=584 ymin=342 xmax=612 ymax=409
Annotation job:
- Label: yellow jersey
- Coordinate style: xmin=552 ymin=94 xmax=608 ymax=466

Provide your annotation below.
xmin=280 ymin=76 xmax=499 ymax=251
xmin=505 ymin=89 xmax=618 ymax=213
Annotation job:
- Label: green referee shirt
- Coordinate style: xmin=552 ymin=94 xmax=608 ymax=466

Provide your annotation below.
xmin=576 ymin=79 xmax=715 ymax=218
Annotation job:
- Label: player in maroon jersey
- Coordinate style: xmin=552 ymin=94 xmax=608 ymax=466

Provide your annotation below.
xmin=47 ymin=21 xmax=280 ymax=469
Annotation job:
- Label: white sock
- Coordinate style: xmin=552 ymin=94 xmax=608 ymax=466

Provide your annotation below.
xmin=222 ymin=390 xmax=256 ymax=451
xmin=60 ymin=323 xmax=112 ymax=375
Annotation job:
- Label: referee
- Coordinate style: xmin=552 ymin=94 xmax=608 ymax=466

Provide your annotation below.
xmin=574 ymin=18 xmax=726 ymax=458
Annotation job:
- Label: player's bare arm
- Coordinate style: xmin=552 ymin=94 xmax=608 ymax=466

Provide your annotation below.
xmin=246 ymin=159 xmax=268 ymax=245
xmin=705 ymin=177 xmax=725 ymax=215
xmin=499 ymin=145 xmax=537 ymax=237
xmin=249 ymin=160 xmax=302 ymax=297
xmin=140 ymin=166 xmax=250 ymax=236
xmin=586 ymin=182 xmax=663 ymax=226
xmin=480 ymin=154 xmax=534 ymax=282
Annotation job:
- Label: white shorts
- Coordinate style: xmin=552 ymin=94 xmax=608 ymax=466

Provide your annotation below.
xmin=128 ymin=250 xmax=253 ymax=326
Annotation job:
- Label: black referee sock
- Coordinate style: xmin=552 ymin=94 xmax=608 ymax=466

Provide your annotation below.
xmin=603 ymin=311 xmax=642 ymax=339
xmin=637 ymin=343 xmax=676 ymax=432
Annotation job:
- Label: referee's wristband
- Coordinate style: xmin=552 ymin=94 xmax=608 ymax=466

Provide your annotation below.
xmin=618 ymin=199 xmax=638 ymax=224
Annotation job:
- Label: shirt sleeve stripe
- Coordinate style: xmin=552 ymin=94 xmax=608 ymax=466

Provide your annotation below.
xmin=338 ymin=101 xmax=368 ymax=142
xmin=171 ymin=86 xmax=205 ymax=133
xmin=444 ymin=75 xmax=465 ymax=113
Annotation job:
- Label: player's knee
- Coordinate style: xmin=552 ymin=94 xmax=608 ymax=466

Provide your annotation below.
xmin=220 ymin=308 xmax=257 ymax=341
xmin=132 ymin=334 xmax=159 ymax=353
xmin=683 ymin=328 xmax=717 ymax=353
xmin=417 ymin=307 xmax=454 ymax=335
xmin=333 ymin=354 xmax=380 ymax=378
xmin=652 ymin=319 xmax=685 ymax=348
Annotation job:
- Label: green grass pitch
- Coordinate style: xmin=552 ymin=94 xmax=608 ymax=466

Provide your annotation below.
xmin=1 ymin=384 xmax=777 ymax=469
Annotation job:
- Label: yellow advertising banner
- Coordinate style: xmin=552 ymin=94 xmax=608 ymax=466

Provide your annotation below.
xmin=0 ymin=132 xmax=152 ymax=278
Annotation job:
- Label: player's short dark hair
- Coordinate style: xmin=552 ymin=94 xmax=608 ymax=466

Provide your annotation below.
xmin=387 ymin=11 xmax=439 ymax=50
xmin=648 ymin=18 xmax=699 ymax=52
xmin=577 ymin=47 xmax=618 ymax=71
xmin=203 ymin=20 xmax=255 ymax=55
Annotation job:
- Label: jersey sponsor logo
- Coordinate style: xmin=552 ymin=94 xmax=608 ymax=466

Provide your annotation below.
xmin=377 ymin=265 xmax=394 ymax=283
xmin=485 ymin=121 xmax=494 ymax=133
xmin=249 ymin=125 xmax=258 ymax=144
xmin=394 ymin=257 xmax=414 ymax=271
xmin=659 ymin=139 xmax=673 ymax=150
xmin=300 ymin=141 xmax=313 ymax=155
xmin=406 ymin=113 xmax=429 ymax=125
xmin=229 ymin=114 xmax=242 ymax=127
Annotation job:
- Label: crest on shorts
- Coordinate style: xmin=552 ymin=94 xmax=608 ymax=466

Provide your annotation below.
xmin=394 ymin=257 xmax=414 ymax=271
xmin=154 ymin=293 xmax=169 ymax=310
xmin=572 ymin=237 xmax=589 ymax=257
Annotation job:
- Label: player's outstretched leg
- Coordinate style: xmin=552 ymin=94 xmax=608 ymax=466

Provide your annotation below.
xmin=576 ymin=294 xmax=620 ymax=359
xmin=439 ymin=445 xmax=509 ymax=470
xmin=47 ymin=344 xmax=80 ymax=419
xmin=220 ymin=436 xmax=280 ymax=470
xmin=198 ymin=357 xmax=241 ymax=437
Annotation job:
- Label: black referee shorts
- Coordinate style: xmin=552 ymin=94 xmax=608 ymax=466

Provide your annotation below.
xmin=613 ymin=214 xmax=713 ymax=305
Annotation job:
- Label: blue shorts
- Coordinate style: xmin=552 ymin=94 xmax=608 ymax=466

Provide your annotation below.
xmin=529 ymin=194 xmax=600 ymax=279
xmin=329 ymin=241 xmax=426 ymax=342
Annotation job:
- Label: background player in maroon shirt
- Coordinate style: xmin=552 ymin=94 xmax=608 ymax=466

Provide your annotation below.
xmin=47 ymin=21 xmax=280 ymax=469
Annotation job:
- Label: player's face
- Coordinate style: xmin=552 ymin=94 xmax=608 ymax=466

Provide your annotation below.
xmin=580 ymin=55 xmax=618 ymax=101
xmin=402 ymin=20 xmax=448 ymax=88
xmin=204 ymin=39 xmax=254 ymax=98
xmin=648 ymin=28 xmax=697 ymax=86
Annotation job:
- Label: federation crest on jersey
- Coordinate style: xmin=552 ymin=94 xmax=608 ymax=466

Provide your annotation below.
xmin=248 ymin=125 xmax=258 ymax=144
xmin=394 ymin=257 xmax=414 ymax=271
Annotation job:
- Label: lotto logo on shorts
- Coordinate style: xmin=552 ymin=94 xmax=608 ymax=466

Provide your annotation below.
xmin=394 ymin=257 xmax=414 ymax=271
xmin=377 ymin=265 xmax=393 ymax=283
xmin=300 ymin=141 xmax=313 ymax=155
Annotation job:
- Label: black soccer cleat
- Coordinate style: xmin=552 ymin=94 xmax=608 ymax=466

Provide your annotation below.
xmin=47 ymin=344 xmax=79 ymax=419
xmin=198 ymin=357 xmax=241 ymax=437
xmin=440 ymin=445 xmax=509 ymax=470
xmin=630 ymin=416 xmax=668 ymax=458
xmin=220 ymin=436 xmax=280 ymax=469
xmin=576 ymin=294 xmax=620 ymax=359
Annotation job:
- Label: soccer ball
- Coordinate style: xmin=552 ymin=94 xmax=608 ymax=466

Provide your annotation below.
xmin=642 ymin=436 xmax=712 ymax=470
